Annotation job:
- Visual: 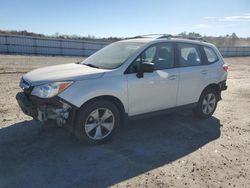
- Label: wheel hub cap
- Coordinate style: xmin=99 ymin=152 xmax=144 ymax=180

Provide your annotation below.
xmin=84 ymin=108 xmax=115 ymax=140
xmin=202 ymin=93 xmax=216 ymax=115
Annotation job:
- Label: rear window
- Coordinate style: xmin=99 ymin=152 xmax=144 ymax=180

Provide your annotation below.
xmin=204 ymin=46 xmax=218 ymax=64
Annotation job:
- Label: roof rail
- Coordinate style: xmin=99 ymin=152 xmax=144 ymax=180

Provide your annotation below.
xmin=128 ymin=34 xmax=171 ymax=39
xmin=164 ymin=35 xmax=207 ymax=42
xmin=129 ymin=34 xmax=207 ymax=42
xmin=175 ymin=36 xmax=207 ymax=42
xmin=156 ymin=34 xmax=173 ymax=39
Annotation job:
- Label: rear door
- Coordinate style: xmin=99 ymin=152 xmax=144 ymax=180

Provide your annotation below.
xmin=176 ymin=43 xmax=210 ymax=106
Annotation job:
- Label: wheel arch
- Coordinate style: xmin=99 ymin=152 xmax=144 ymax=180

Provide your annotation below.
xmin=78 ymin=95 xmax=126 ymax=119
xmin=200 ymin=83 xmax=221 ymax=100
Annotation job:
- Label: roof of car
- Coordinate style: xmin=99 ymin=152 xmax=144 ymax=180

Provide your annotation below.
xmin=122 ymin=35 xmax=214 ymax=47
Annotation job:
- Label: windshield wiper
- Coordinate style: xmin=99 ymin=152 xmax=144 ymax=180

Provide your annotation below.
xmin=84 ymin=63 xmax=100 ymax=69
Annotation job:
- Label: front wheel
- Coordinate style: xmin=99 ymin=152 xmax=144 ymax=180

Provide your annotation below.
xmin=193 ymin=88 xmax=218 ymax=118
xmin=75 ymin=100 xmax=120 ymax=144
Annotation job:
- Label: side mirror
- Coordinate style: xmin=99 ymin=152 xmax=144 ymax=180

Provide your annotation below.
xmin=136 ymin=62 xmax=154 ymax=78
xmin=141 ymin=62 xmax=154 ymax=73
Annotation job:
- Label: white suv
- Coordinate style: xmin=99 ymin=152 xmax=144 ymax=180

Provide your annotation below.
xmin=16 ymin=35 xmax=228 ymax=144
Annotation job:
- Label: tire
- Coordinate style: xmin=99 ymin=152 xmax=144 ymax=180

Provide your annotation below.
xmin=75 ymin=100 xmax=120 ymax=144
xmin=193 ymin=88 xmax=218 ymax=118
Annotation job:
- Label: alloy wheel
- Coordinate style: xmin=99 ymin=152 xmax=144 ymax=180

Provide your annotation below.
xmin=202 ymin=93 xmax=216 ymax=115
xmin=84 ymin=108 xmax=115 ymax=140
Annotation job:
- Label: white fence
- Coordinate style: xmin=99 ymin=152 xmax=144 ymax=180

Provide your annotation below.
xmin=0 ymin=34 xmax=250 ymax=57
xmin=0 ymin=34 xmax=109 ymax=57
xmin=217 ymin=46 xmax=250 ymax=57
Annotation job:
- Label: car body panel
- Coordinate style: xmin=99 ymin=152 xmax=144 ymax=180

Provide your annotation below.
xmin=177 ymin=65 xmax=210 ymax=105
xmin=22 ymin=63 xmax=110 ymax=86
xmin=58 ymin=73 xmax=129 ymax=111
xmin=126 ymin=68 xmax=179 ymax=116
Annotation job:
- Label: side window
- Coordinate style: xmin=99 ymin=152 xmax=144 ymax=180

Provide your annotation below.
xmin=178 ymin=44 xmax=201 ymax=67
xmin=153 ymin=43 xmax=174 ymax=70
xmin=143 ymin=46 xmax=156 ymax=62
xmin=128 ymin=43 xmax=174 ymax=73
xmin=204 ymin=46 xmax=218 ymax=64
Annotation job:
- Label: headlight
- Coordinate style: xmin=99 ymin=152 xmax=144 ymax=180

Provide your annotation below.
xmin=31 ymin=81 xmax=73 ymax=98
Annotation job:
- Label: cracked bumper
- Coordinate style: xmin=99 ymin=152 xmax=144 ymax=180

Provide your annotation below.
xmin=16 ymin=92 xmax=77 ymax=126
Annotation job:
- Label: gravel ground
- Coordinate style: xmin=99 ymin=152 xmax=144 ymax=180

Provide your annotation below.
xmin=0 ymin=55 xmax=249 ymax=188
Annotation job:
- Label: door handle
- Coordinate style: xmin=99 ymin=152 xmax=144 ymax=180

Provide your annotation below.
xmin=169 ymin=75 xmax=177 ymax=80
xmin=201 ymin=70 xmax=208 ymax=75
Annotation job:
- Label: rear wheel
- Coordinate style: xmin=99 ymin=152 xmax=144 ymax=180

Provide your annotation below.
xmin=193 ymin=88 xmax=218 ymax=118
xmin=75 ymin=100 xmax=120 ymax=144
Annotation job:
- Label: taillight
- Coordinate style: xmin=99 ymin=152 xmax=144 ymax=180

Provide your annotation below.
xmin=223 ymin=64 xmax=228 ymax=72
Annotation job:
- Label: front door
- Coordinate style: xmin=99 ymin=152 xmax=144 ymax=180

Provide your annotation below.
xmin=126 ymin=42 xmax=179 ymax=116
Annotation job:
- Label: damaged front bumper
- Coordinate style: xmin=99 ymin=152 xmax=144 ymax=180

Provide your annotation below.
xmin=16 ymin=92 xmax=77 ymax=126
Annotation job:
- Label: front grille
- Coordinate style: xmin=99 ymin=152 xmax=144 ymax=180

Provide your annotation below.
xmin=20 ymin=77 xmax=33 ymax=95
xmin=20 ymin=77 xmax=30 ymax=88
xmin=23 ymin=87 xmax=33 ymax=95
xmin=22 ymin=78 xmax=30 ymax=87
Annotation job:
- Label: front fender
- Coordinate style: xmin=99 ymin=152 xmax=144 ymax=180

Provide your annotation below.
xmin=58 ymin=76 xmax=128 ymax=113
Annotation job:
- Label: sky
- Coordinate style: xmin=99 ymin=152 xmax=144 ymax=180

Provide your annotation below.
xmin=0 ymin=0 xmax=250 ymax=37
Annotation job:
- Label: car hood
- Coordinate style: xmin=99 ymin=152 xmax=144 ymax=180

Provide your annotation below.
xmin=22 ymin=63 xmax=108 ymax=86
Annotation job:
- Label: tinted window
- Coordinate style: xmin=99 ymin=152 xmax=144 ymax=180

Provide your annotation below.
xmin=204 ymin=46 xmax=218 ymax=63
xmin=178 ymin=44 xmax=201 ymax=67
xmin=129 ymin=43 xmax=174 ymax=72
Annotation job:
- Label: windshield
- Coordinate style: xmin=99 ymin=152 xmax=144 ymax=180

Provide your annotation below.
xmin=81 ymin=41 xmax=145 ymax=69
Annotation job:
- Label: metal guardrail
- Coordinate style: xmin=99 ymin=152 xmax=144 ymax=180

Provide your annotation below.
xmin=0 ymin=34 xmax=250 ymax=57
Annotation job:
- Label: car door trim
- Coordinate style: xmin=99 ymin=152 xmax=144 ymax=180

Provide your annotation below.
xmin=128 ymin=102 xmax=197 ymax=120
